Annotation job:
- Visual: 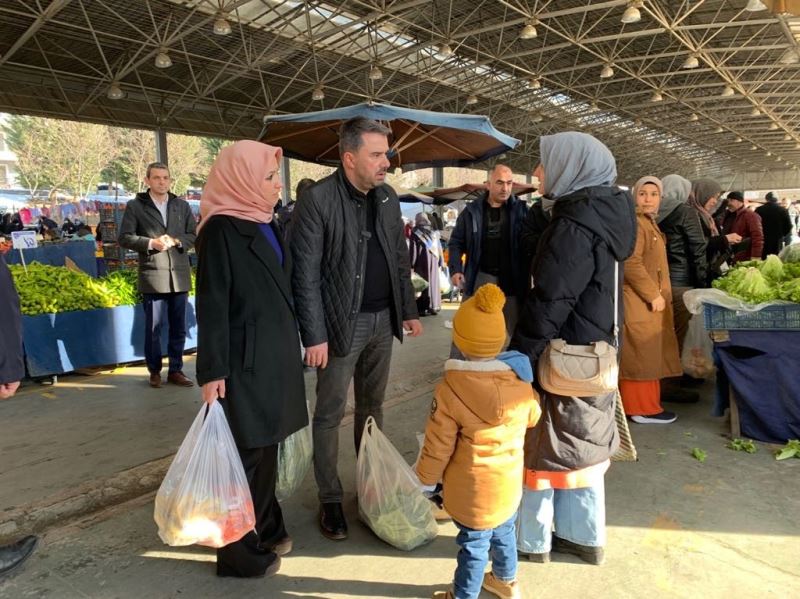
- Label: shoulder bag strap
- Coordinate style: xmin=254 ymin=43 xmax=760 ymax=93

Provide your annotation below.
xmin=613 ymin=261 xmax=619 ymax=348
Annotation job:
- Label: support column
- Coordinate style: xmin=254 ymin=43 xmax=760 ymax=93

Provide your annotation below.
xmin=154 ymin=128 xmax=169 ymax=165
xmin=281 ymin=155 xmax=292 ymax=204
xmin=432 ymin=166 xmax=443 ymax=188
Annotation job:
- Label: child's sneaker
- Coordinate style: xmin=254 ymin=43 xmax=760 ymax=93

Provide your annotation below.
xmin=482 ymin=572 xmax=521 ymax=599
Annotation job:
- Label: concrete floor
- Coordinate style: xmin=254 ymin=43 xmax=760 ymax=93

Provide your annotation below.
xmin=1 ymin=304 xmax=799 ymax=598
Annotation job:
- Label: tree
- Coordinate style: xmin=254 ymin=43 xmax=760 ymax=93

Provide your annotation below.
xmin=166 ymin=133 xmax=205 ymax=195
xmin=3 ymin=115 xmax=56 ymax=195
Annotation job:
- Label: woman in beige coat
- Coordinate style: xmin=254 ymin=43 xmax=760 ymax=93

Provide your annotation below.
xmin=620 ymin=176 xmax=682 ymax=424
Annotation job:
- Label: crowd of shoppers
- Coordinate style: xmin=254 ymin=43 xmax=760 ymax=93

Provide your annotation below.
xmin=6 ymin=112 xmax=800 ymax=598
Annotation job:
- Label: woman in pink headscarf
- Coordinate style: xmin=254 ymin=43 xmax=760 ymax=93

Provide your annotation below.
xmin=195 ymin=140 xmax=307 ymax=578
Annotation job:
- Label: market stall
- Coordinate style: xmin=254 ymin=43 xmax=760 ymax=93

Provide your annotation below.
xmin=684 ymin=251 xmax=800 ymax=444
xmin=8 ymin=263 xmax=197 ymax=378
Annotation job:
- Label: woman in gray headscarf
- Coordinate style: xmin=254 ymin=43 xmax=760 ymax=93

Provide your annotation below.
xmin=655 ymin=174 xmax=709 ymax=354
xmin=510 ymin=132 xmax=636 ymax=566
xmin=409 ymin=212 xmax=443 ymax=315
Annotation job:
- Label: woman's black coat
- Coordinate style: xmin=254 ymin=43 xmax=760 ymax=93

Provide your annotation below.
xmin=195 ymin=215 xmax=307 ymax=449
xmin=657 ymin=204 xmax=708 ymax=288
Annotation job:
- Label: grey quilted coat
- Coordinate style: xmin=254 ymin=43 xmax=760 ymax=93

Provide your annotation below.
xmin=118 ymin=192 xmax=197 ymax=294
xmin=290 ymin=169 xmax=418 ymax=357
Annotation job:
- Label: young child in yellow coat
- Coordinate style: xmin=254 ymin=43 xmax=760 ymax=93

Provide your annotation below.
xmin=416 ymin=284 xmax=541 ymax=599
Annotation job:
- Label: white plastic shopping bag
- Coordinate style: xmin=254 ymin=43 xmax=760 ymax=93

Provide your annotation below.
xmin=356 ymin=416 xmax=438 ymax=551
xmin=154 ymin=402 xmax=255 ymax=548
xmin=276 ymin=402 xmax=313 ymax=502
xmin=681 ymin=313 xmax=715 ymax=379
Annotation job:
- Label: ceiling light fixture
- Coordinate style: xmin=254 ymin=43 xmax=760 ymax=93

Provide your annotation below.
xmin=437 ymin=42 xmax=454 ymax=57
xmin=369 ymin=64 xmax=383 ymax=80
xmin=715 ymin=126 xmax=724 ymax=133
xmin=529 ymin=77 xmax=542 ymax=90
xmin=735 ymin=136 xmax=743 ymax=143
xmin=785 ymin=134 xmax=792 ymax=141
xmin=600 ymin=64 xmax=615 ymax=78
xmin=751 ymin=145 xmax=758 ymax=150
xmin=107 ymin=82 xmax=124 ymax=100
xmin=466 ymin=94 xmax=478 ymax=105
xmin=682 ymin=54 xmax=700 ymax=69
xmin=769 ymin=123 xmax=779 ymax=130
xmin=745 ymin=0 xmax=767 ymax=11
xmin=779 ymin=48 xmax=800 ymax=65
xmin=621 ymin=1 xmax=643 ymax=24
xmin=721 ymin=85 xmax=735 ymax=97
xmin=689 ymin=113 xmax=699 ymax=121
xmin=532 ymin=114 xmax=543 ymax=123
xmin=311 ymin=85 xmax=325 ymax=101
xmin=795 ymin=143 xmax=800 ymax=149
xmin=650 ymin=90 xmax=663 ymax=102
xmin=767 ymin=151 xmax=773 ymax=156
xmin=520 ymin=19 xmax=539 ymax=40
xmin=154 ymin=49 xmax=172 ymax=69
xmin=213 ymin=14 xmax=232 ymax=35
xmin=751 ymin=107 xmax=761 ymax=116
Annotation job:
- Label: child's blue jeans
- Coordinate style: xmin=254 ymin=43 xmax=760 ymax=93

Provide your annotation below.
xmin=452 ymin=512 xmax=517 ymax=599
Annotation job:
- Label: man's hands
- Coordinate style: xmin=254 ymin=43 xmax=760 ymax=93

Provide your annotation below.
xmin=150 ymin=235 xmax=180 ymax=252
xmin=404 ymin=319 xmax=423 ymax=337
xmin=650 ymin=295 xmax=666 ymax=312
xmin=725 ymin=233 xmax=743 ymax=244
xmin=450 ymin=272 xmax=465 ymax=289
xmin=305 ymin=342 xmax=329 ymax=369
xmin=0 ymin=381 xmax=20 ymax=400
xmin=201 ymin=379 xmax=225 ymax=405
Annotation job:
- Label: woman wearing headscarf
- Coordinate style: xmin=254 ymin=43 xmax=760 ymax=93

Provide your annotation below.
xmin=195 ymin=140 xmax=308 ymax=578
xmin=689 ymin=178 xmax=742 ymax=282
xmin=511 ymin=132 xmax=636 ymax=566
xmin=619 ymin=177 xmax=682 ymax=424
xmin=656 ymin=174 xmax=708 ymax=353
xmin=409 ymin=212 xmax=443 ymax=315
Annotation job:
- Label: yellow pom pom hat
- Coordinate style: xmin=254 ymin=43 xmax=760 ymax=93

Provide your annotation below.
xmin=452 ymin=283 xmax=507 ymax=358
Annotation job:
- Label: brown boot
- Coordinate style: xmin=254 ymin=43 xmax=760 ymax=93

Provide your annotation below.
xmin=149 ymin=373 xmax=161 ymax=388
xmin=167 ymin=371 xmax=194 ymax=387
xmin=482 ymin=572 xmax=521 ymax=599
xmin=431 ymin=590 xmax=454 ymax=599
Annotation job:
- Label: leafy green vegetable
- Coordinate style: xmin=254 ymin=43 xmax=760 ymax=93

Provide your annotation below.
xmin=774 ymin=439 xmax=800 ymax=461
xmin=779 ymin=243 xmax=800 ymax=263
xmin=727 ymin=438 xmax=757 ymax=453
xmin=760 ymin=255 xmax=784 ymax=282
xmin=691 ymin=447 xmax=707 ymax=463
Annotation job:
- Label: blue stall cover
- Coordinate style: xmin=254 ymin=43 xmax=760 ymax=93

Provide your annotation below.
xmin=6 ymin=241 xmax=98 ymax=277
xmin=713 ymin=330 xmax=800 ymax=443
xmin=22 ymin=298 xmax=197 ymax=377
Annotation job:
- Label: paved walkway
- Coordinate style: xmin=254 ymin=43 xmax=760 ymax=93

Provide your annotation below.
xmin=1 ymin=304 xmax=799 ymax=597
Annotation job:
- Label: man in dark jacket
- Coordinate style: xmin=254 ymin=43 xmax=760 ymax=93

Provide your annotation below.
xmin=755 ymin=192 xmax=793 ymax=258
xmin=291 ymin=117 xmax=422 ymax=541
xmin=118 ymin=163 xmax=197 ymax=388
xmin=0 ymin=252 xmax=39 ymax=578
xmin=448 ymin=164 xmax=528 ymax=343
xmin=720 ymin=191 xmax=764 ymax=263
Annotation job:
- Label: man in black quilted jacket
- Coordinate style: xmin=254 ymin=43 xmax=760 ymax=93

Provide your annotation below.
xmin=290 ymin=117 xmax=422 ymax=541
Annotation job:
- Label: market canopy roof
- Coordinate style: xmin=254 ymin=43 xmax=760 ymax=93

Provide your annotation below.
xmin=2 ymin=1 xmax=800 ymax=184
xmin=260 ymin=102 xmax=519 ymax=169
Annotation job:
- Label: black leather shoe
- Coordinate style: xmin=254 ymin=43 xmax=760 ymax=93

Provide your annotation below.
xmin=319 ymin=503 xmax=348 ymax=540
xmin=0 ymin=535 xmax=39 ymax=578
xmin=552 ymin=536 xmax=604 ymax=565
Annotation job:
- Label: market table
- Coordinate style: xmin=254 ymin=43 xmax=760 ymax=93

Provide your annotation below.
xmin=5 ymin=240 xmax=98 ymax=277
xmin=704 ymin=304 xmax=800 ymax=444
xmin=21 ymin=297 xmax=197 ymax=378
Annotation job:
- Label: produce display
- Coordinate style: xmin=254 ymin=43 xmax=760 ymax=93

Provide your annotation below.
xmin=9 ymin=262 xmax=195 ymax=316
xmin=712 ymin=255 xmax=800 ymax=304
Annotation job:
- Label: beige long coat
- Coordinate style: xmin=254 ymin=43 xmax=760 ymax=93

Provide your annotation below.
xmin=620 ymin=212 xmax=682 ymax=380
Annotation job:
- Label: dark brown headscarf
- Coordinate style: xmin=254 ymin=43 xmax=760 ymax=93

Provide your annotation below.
xmin=689 ymin=178 xmax=722 ymax=236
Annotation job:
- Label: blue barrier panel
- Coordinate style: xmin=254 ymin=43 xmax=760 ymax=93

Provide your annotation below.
xmin=6 ymin=241 xmax=99 ymax=277
xmin=22 ymin=297 xmax=197 ymax=377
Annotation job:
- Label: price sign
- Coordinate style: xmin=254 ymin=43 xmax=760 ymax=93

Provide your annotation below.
xmin=11 ymin=230 xmax=38 ymax=250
